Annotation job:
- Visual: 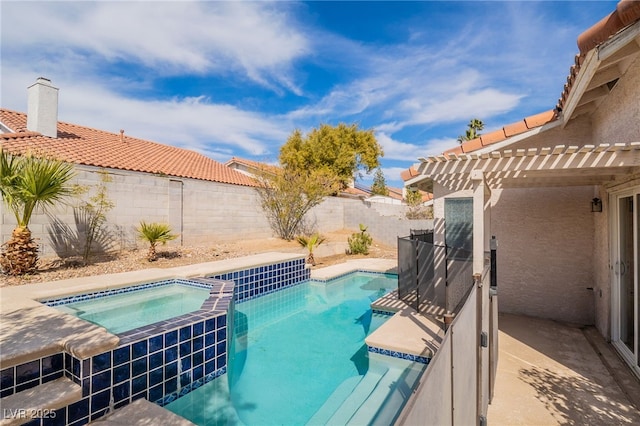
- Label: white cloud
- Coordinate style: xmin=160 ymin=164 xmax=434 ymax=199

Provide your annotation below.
xmin=2 ymin=1 xmax=308 ymax=92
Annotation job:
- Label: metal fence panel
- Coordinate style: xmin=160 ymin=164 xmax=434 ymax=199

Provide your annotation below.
xmin=397 ymin=236 xmax=418 ymax=311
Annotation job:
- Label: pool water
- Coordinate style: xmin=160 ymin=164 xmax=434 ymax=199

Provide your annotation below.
xmin=166 ymin=272 xmax=424 ymax=425
xmin=55 ymin=284 xmax=210 ymax=334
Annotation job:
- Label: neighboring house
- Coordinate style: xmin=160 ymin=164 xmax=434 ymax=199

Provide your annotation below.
xmin=405 ymin=0 xmax=640 ymax=377
xmin=0 ymin=78 xmax=275 ymax=255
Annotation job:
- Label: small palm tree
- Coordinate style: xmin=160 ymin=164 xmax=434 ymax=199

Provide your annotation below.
xmin=0 ymin=150 xmax=76 ymax=275
xmin=136 ymin=221 xmax=177 ymax=262
xmin=296 ymin=232 xmax=326 ymax=266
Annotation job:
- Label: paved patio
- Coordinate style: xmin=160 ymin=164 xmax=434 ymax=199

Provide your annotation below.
xmin=487 ymin=313 xmax=640 ymax=425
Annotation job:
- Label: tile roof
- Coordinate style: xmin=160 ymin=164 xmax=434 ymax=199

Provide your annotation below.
xmin=558 ymin=0 xmax=640 ymax=112
xmin=441 ymin=110 xmax=557 ymax=156
xmin=0 ymin=109 xmax=256 ymax=187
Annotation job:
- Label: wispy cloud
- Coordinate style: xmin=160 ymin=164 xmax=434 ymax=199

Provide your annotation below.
xmin=2 ymin=1 xmax=308 ymax=93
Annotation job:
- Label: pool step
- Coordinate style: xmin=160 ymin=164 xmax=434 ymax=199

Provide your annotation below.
xmin=0 ymin=377 xmax=82 ymax=426
xmin=307 ymin=369 xmax=389 ymax=426
xmin=347 ymin=368 xmax=407 ymax=425
xmin=306 ymin=375 xmax=363 ymax=425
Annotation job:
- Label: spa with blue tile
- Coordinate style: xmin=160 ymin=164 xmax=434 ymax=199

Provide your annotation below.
xmin=1 ymin=258 xmax=310 ymax=425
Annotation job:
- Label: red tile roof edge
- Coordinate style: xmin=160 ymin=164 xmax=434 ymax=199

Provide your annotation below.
xmin=441 ymin=109 xmax=558 ymax=156
xmin=559 ymin=0 xmax=640 ymax=111
xmin=0 ymin=109 xmax=257 ymax=187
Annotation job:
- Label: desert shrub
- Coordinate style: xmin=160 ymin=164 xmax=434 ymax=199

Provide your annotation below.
xmin=347 ymin=224 xmax=372 ymax=255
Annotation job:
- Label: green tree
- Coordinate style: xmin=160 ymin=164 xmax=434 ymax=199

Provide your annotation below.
xmin=370 ymin=168 xmax=389 ymax=196
xmin=457 ymin=118 xmax=485 ymax=144
xmin=255 ymin=167 xmax=337 ymax=240
xmin=279 ymin=123 xmax=384 ymax=190
xmin=0 ymin=150 xmax=76 ymax=275
xmin=136 ymin=221 xmax=178 ymax=262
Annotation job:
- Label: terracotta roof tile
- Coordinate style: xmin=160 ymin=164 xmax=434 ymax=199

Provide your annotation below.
xmin=400 ymin=165 xmax=420 ymax=181
xmin=559 ymin=0 xmax=640 ymax=111
xmin=503 ymin=120 xmax=528 ymax=137
xmin=479 ymin=129 xmax=507 ymax=146
xmin=461 ymin=137 xmax=483 ymax=153
xmin=524 ymin=110 xmax=556 ymax=129
xmin=443 ymin=145 xmax=464 ymax=156
xmin=0 ymin=109 xmax=256 ymax=187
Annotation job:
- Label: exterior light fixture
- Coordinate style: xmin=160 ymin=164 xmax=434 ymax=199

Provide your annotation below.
xmin=591 ymin=197 xmax=602 ymax=212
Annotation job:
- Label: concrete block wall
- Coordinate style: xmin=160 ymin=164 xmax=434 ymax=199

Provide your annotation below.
xmin=1 ymin=165 xmax=429 ymax=258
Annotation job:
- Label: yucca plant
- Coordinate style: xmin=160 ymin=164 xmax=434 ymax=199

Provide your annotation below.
xmin=136 ymin=221 xmax=177 ymax=262
xmin=296 ymin=232 xmax=326 ymax=266
xmin=0 ymin=150 xmax=76 ymax=275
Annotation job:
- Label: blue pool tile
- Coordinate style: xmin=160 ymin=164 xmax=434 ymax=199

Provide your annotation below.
xmin=165 ymin=361 xmax=178 ymax=379
xmin=149 ymin=336 xmax=163 ymax=353
xmin=68 ymin=398 xmax=89 ymax=423
xmin=216 ymin=354 xmax=227 ymax=369
xmin=113 ymin=364 xmax=130 ymax=384
xmin=132 ymin=390 xmax=147 ymax=402
xmin=42 ymin=407 xmax=66 ymax=426
xmin=193 ymin=321 xmax=204 ymax=336
xmin=132 ymin=358 xmax=147 ymax=377
xmin=42 ymin=370 xmax=63 ymax=384
xmin=193 ymin=365 xmax=204 ymax=381
xmin=165 ymin=346 xmax=178 ymax=363
xmin=180 ymin=356 xmax=191 ymax=372
xmin=132 ymin=340 xmax=147 ymax=359
xmin=193 ymin=336 xmax=204 ymax=352
xmin=113 ymin=381 xmax=130 ymax=403
xmin=72 ymin=357 xmax=81 ymax=378
xmin=91 ymin=389 xmax=111 ymax=413
xmin=216 ymin=328 xmax=227 ymax=341
xmin=204 ymin=331 xmax=215 ymax=347
xmin=92 ymin=353 xmax=110 ymax=374
xmin=179 ymin=326 xmax=191 ymax=342
xmin=204 ymin=346 xmax=214 ymax=361
xmin=179 ymin=341 xmax=191 ymax=357
xmin=165 ymin=377 xmax=178 ymax=395
xmin=1 ymin=388 xmax=14 ymax=398
xmin=82 ymin=378 xmax=90 ymax=397
xmin=149 ymin=352 xmax=163 ymax=370
xmin=165 ymin=330 xmax=178 ymax=347
xmin=16 ymin=360 xmax=39 ymax=384
xmin=1 ymin=367 xmax=14 ymax=389
xmin=216 ymin=315 xmax=226 ymax=328
xmin=149 ymin=384 xmax=163 ymax=402
xmin=205 ymin=360 xmax=215 ymax=375
xmin=132 ymin=374 xmax=147 ymax=395
xmin=193 ymin=350 xmax=204 ymax=367
xmin=180 ymin=372 xmax=191 ymax=387
xmin=16 ymin=379 xmax=38 ymax=393
xmin=149 ymin=368 xmax=163 ymax=387
xmin=42 ymin=354 xmax=64 ymax=376
xmin=216 ymin=342 xmax=225 ymax=356
xmin=113 ymin=347 xmax=130 ymax=366
xmin=91 ymin=370 xmax=111 ymax=393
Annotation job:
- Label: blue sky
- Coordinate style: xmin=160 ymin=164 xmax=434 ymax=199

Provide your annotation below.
xmin=1 ymin=1 xmax=617 ymax=188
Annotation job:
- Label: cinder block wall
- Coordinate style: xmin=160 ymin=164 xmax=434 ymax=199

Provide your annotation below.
xmin=1 ymin=165 xmax=431 ymax=258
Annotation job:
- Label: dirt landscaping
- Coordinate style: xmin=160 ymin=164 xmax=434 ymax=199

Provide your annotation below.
xmin=1 ymin=229 xmax=397 ymax=287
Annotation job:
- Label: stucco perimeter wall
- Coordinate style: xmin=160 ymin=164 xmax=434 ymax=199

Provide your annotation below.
xmin=1 ymin=165 xmax=426 ymax=257
xmin=593 ymin=186 xmax=611 ymax=339
xmin=491 ymin=186 xmax=596 ymax=325
xmin=592 ymin=56 xmax=640 ymax=145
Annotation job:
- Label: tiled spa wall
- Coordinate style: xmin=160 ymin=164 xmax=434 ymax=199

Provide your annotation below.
xmin=209 ymin=257 xmax=310 ymax=302
xmin=2 ymin=258 xmax=309 ymax=425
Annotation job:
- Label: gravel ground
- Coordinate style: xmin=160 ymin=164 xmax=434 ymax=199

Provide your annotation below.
xmin=1 ymin=230 xmax=397 ymax=287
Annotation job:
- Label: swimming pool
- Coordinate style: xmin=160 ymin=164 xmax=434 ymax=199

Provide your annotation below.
xmin=166 ymin=272 xmax=425 ymax=425
xmin=53 ymin=282 xmax=211 ymax=334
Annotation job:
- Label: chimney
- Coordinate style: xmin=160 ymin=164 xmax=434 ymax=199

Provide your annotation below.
xmin=27 ymin=77 xmax=59 ymax=138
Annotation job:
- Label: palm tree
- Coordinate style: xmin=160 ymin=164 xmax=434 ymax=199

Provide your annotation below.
xmin=136 ymin=221 xmax=178 ymax=261
xmin=296 ymin=232 xmax=326 ymax=266
xmin=457 ymin=118 xmax=485 ymax=144
xmin=0 ymin=150 xmax=76 ymax=275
